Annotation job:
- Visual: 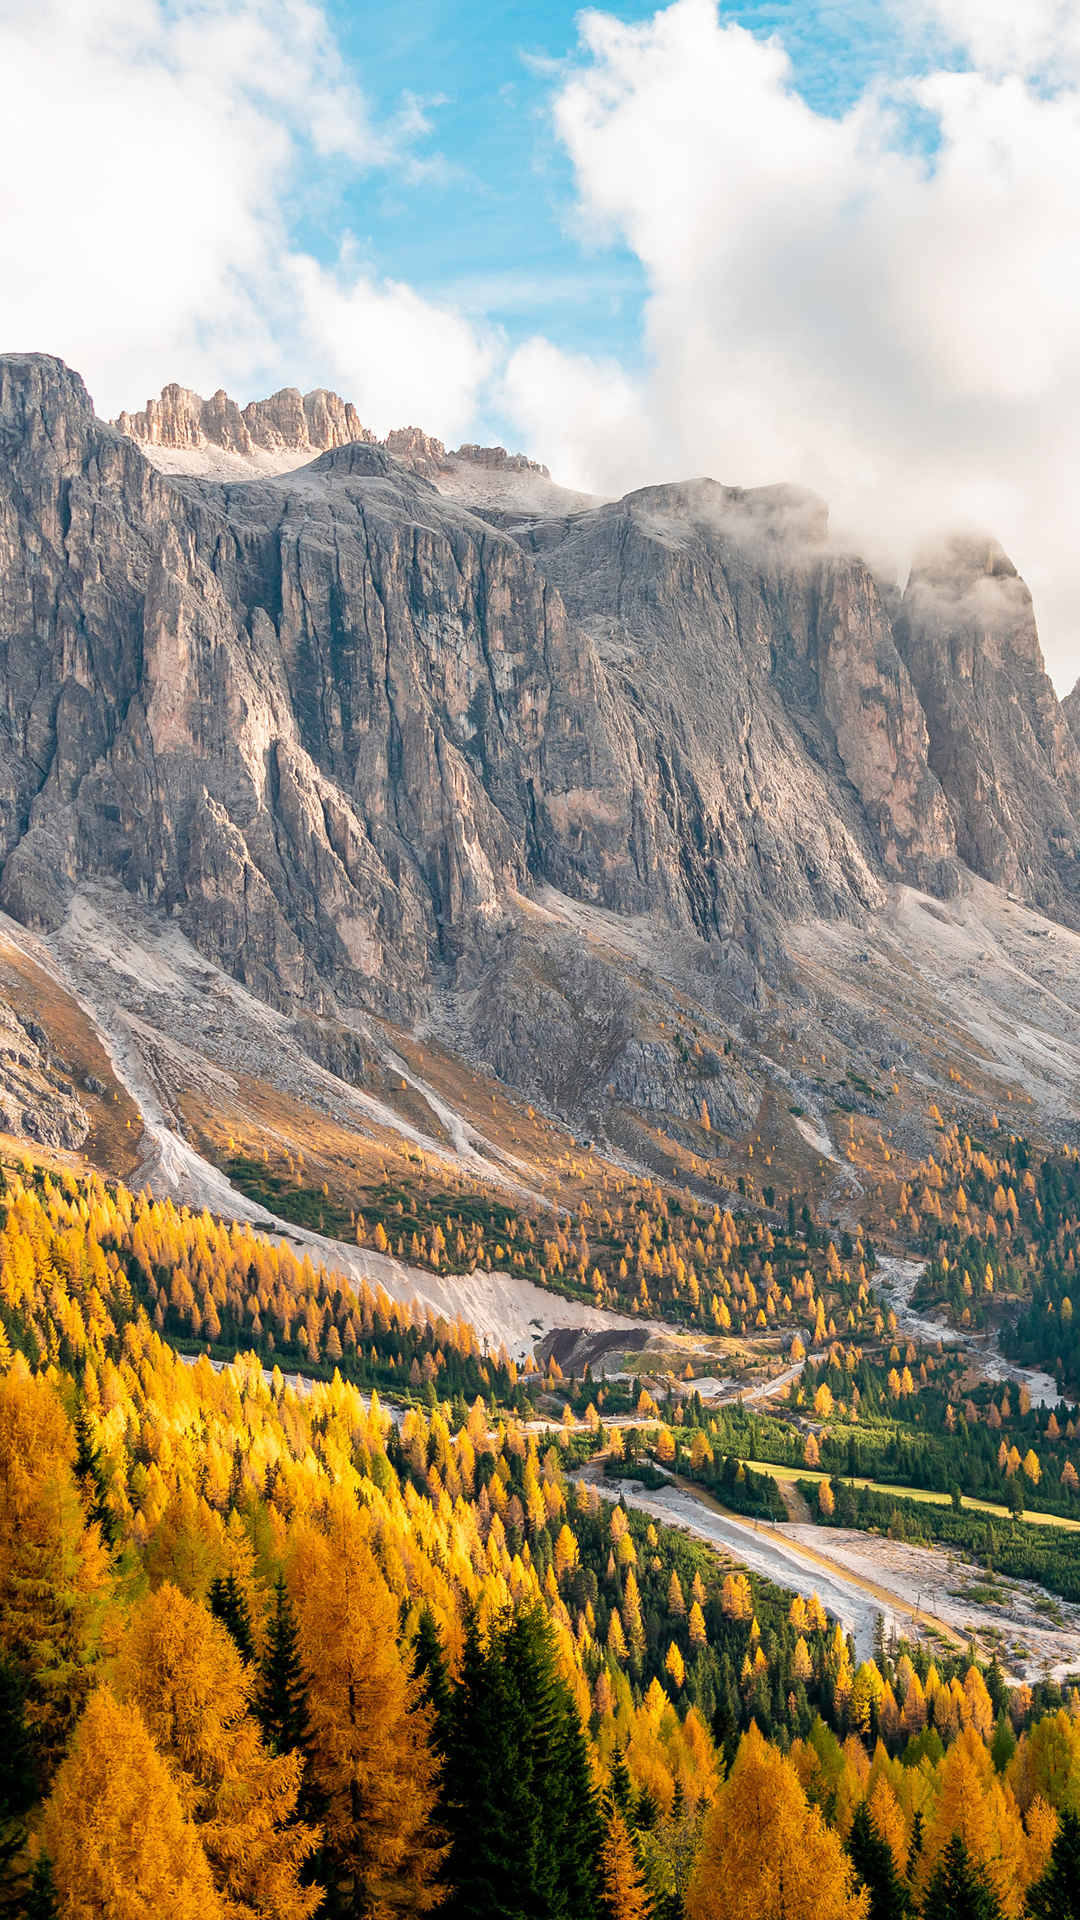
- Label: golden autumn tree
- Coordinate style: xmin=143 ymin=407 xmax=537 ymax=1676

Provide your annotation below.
xmin=1008 ymin=1707 xmax=1080 ymax=1815
xmin=664 ymin=1642 xmax=686 ymax=1691
xmin=685 ymin=1724 xmax=868 ymax=1920
xmin=0 ymin=1358 xmax=110 ymax=1773
xmin=288 ymin=1495 xmax=445 ymax=1915
xmin=110 ymin=1583 xmax=319 ymax=1920
xmin=867 ymin=1778 xmax=909 ymax=1879
xmin=600 ymin=1804 xmax=650 ymax=1920
xmin=41 ymin=1684 xmax=224 ymax=1920
xmin=917 ymin=1725 xmax=1029 ymax=1917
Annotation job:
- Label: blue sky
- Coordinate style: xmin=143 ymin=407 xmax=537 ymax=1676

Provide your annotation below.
xmin=325 ymin=0 xmax=651 ymax=365
xmin=317 ymin=0 xmax=935 ymax=376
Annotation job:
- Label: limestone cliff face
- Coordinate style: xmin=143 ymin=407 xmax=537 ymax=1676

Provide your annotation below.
xmin=0 ymin=357 xmax=644 ymax=1017
xmin=1064 ymin=679 xmax=1080 ymax=744
xmin=512 ymin=480 xmax=959 ymax=926
xmin=115 ymin=382 xmax=375 ymax=458
xmin=2 ymin=353 xmax=1079 ymax=1059
xmin=895 ymin=537 xmax=1080 ymax=922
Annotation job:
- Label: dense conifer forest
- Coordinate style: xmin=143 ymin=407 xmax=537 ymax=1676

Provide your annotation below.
xmin=3 ymin=1161 xmax=1080 ymax=1917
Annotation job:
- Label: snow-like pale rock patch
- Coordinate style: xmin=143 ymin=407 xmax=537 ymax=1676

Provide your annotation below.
xmin=792 ymin=1113 xmax=836 ymax=1162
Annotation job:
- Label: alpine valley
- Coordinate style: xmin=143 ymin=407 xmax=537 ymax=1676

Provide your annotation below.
xmin=4 ymin=352 xmax=1080 ymax=1920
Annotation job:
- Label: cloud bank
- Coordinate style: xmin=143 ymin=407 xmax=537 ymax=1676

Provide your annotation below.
xmin=0 ymin=0 xmax=494 ymax=441
xmin=0 ymin=0 xmax=1076 ymax=687
xmin=507 ymin=0 xmax=1080 ymax=688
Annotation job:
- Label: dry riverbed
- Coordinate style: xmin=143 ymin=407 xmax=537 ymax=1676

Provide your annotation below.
xmin=786 ymin=1524 xmax=1080 ymax=1684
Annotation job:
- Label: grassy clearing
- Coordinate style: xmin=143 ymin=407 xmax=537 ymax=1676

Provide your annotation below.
xmin=735 ymin=1457 xmax=1080 ymax=1532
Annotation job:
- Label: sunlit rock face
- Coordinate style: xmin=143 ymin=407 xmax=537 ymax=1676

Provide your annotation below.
xmin=2 ymin=352 xmax=1079 ymax=1067
xmin=895 ymin=536 xmax=1080 ymax=923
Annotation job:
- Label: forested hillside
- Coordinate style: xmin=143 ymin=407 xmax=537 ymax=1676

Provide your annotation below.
xmin=1 ymin=1163 xmax=1080 ymax=1918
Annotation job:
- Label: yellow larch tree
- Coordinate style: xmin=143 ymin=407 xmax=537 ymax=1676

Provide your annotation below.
xmin=1008 ymin=1708 xmax=1080 ymax=1815
xmin=0 ymin=1357 xmax=111 ymax=1771
xmin=1024 ymin=1797 xmax=1058 ymax=1889
xmin=685 ymin=1724 xmax=868 ymax=1920
xmin=665 ymin=1641 xmax=686 ymax=1691
xmin=867 ymin=1777 xmax=909 ymax=1879
xmin=287 ymin=1495 xmax=445 ymax=1915
xmin=601 ymin=1804 xmax=651 ymax=1920
xmin=41 ymin=1684 xmax=224 ymax=1920
xmin=917 ymin=1725 xmax=1029 ymax=1917
xmin=110 ymin=1583 xmax=319 ymax=1920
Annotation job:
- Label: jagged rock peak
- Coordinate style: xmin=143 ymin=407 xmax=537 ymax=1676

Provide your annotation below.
xmin=382 ymin=425 xmax=448 ymax=477
xmin=895 ymin=531 xmax=1080 ymax=918
xmin=114 ymin=380 xmax=547 ymax=479
xmin=904 ymin=533 xmax=1043 ymax=667
xmin=114 ymin=381 xmax=376 ymax=458
xmin=455 ymin=442 xmax=550 ymax=479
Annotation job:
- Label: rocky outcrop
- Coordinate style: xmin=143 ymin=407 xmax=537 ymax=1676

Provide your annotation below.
xmin=455 ymin=443 xmax=550 ymax=479
xmin=382 ymin=425 xmax=449 ymax=478
xmin=511 ymin=479 xmax=960 ymax=919
xmin=3 ymin=354 xmax=1080 ymax=1111
xmin=0 ymin=990 xmax=89 ymax=1150
xmin=116 ymin=383 xmax=248 ymax=452
xmin=116 ymin=382 xmax=375 ymax=458
xmin=1064 ymin=679 xmax=1080 ymax=744
xmin=115 ymin=382 xmax=547 ymax=485
xmin=811 ymin=558 xmax=958 ymax=896
xmin=895 ymin=537 xmax=1080 ymax=922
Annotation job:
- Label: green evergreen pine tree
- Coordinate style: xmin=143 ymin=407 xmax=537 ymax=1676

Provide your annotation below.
xmin=255 ymin=1575 xmax=314 ymax=1788
xmin=848 ymin=1800 xmax=909 ymax=1920
xmin=208 ymin=1571 xmax=255 ymax=1663
xmin=921 ymin=1835 xmax=1002 ymax=1920
xmin=21 ymin=1856 xmax=59 ymax=1920
xmin=411 ymin=1605 xmax=452 ymax=1745
xmin=907 ymin=1809 xmax=924 ymax=1882
xmin=443 ymin=1607 xmax=525 ymax=1920
xmin=72 ymin=1398 xmax=113 ymax=1546
xmin=1027 ymin=1807 xmax=1080 ymax=1920
xmin=633 ymin=1784 xmax=659 ymax=1832
xmin=444 ymin=1604 xmax=601 ymax=1920
xmin=711 ymin=1651 xmax=741 ymax=1761
xmin=0 ymin=1657 xmax=37 ymax=1914
xmin=989 ymin=1712 xmax=1016 ymax=1774
xmin=609 ymin=1748 xmax=634 ymax=1818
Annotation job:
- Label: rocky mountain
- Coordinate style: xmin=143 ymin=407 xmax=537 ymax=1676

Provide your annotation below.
xmin=1 ymin=356 xmax=615 ymax=1021
xmin=509 ymin=479 xmax=960 ymax=911
xmin=1 ymin=352 xmax=1079 ymax=1159
xmin=115 ymin=380 xmax=377 ymax=462
xmin=113 ymin=379 xmax=556 ymax=493
xmin=895 ymin=538 xmax=1080 ymax=923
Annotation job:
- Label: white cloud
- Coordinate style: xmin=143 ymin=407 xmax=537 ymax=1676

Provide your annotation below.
xmin=518 ymin=0 xmax=1080 ymax=689
xmin=0 ymin=0 xmax=491 ymax=439
xmin=289 ymin=251 xmax=497 ymax=440
xmin=898 ymin=0 xmax=1080 ymax=79
xmin=500 ymin=336 xmax=646 ymax=493
xmin=1 ymin=0 xmax=1077 ymax=690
